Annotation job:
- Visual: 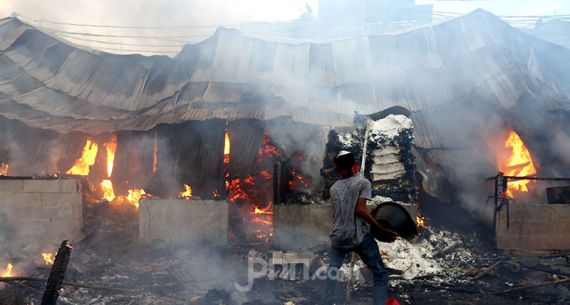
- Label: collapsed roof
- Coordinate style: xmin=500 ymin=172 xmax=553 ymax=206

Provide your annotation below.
xmin=0 ymin=9 xmax=569 ymax=192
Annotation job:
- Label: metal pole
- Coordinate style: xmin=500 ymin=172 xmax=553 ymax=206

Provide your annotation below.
xmin=347 ymin=123 xmax=371 ymax=301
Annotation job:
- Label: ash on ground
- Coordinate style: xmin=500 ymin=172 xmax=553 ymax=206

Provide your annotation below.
xmin=1 ymin=202 xmax=569 ymax=305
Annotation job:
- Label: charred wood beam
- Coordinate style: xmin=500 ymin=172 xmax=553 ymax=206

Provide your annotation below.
xmin=0 ymin=277 xmax=136 ymax=293
xmin=492 ymin=278 xmax=570 ymax=295
xmin=486 ymin=175 xmax=570 ymax=181
xmin=472 ymin=258 xmax=504 ymax=280
xmin=5 ymin=281 xmax=77 ymax=305
xmin=273 ymin=162 xmax=282 ymax=204
xmin=41 ymin=240 xmax=73 ymax=305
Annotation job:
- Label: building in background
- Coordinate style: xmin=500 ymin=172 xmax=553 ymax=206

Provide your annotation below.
xmin=319 ymin=0 xmax=432 ymax=26
xmin=241 ymin=0 xmax=433 ymax=40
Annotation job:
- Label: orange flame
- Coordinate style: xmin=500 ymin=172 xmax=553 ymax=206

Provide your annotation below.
xmin=260 ymin=171 xmax=272 ymax=181
xmin=225 ymin=132 xmax=279 ymax=241
xmin=497 ymin=130 xmax=537 ymax=197
xmin=0 ymin=163 xmax=8 ymax=176
xmin=416 ymin=213 xmax=426 ymax=228
xmin=105 ymin=135 xmax=117 ymax=178
xmin=126 ymin=189 xmax=145 ymax=208
xmin=110 ymin=188 xmax=146 ymax=208
xmin=66 ymin=139 xmax=98 ymax=176
xmin=288 ymin=168 xmax=311 ymax=191
xmin=224 ymin=130 xmax=231 ymax=165
xmin=2 ymin=263 xmax=13 ymax=277
xmin=259 ymin=133 xmax=280 ymax=160
xmin=254 ymin=206 xmax=273 ymax=215
xmin=42 ymin=253 xmax=55 ymax=265
xmin=101 ymin=179 xmax=116 ymax=202
xmin=153 ymin=131 xmax=158 ymax=173
xmin=179 ymin=184 xmax=193 ymax=200
xmin=228 ymin=176 xmax=255 ymax=203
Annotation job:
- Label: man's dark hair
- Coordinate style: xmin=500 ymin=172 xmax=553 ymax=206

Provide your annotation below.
xmin=334 ymin=152 xmax=355 ymax=171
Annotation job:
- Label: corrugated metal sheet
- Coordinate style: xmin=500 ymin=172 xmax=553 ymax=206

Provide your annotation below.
xmin=0 ymin=10 xmax=568 ymax=162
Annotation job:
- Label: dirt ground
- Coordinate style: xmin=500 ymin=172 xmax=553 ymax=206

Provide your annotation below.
xmin=1 ymin=199 xmax=569 ymax=305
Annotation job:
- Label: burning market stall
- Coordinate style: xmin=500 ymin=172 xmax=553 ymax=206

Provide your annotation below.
xmin=0 ymin=8 xmax=568 ymax=304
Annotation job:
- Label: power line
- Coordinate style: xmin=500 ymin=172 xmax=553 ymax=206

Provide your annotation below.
xmin=17 ymin=14 xmax=297 ymax=30
xmin=17 ymin=11 xmax=570 ymax=34
xmin=39 ymin=27 xmax=213 ymax=39
xmin=17 ymin=14 xmax=240 ymax=30
xmin=92 ymin=47 xmax=179 ymax=54
xmin=56 ymin=34 xmax=186 ymax=48
xmin=19 ymin=11 xmax=570 ymax=56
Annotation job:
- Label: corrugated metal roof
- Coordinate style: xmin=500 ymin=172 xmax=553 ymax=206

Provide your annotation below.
xmin=0 ymin=10 xmax=568 ymax=161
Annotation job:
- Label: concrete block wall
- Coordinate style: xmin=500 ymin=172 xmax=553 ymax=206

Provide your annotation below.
xmin=139 ymin=199 xmax=229 ymax=246
xmin=0 ymin=179 xmax=82 ymax=243
xmin=496 ymin=204 xmax=570 ymax=252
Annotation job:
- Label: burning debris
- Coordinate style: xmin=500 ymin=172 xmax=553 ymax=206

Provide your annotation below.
xmin=0 ymin=4 xmax=569 ymax=304
xmin=1 ymin=263 xmax=13 ymax=278
xmin=101 ymin=179 xmax=116 ymax=202
xmin=179 ymin=184 xmax=193 ymax=200
xmin=41 ymin=253 xmax=55 ymax=266
xmin=0 ymin=163 xmax=8 ymax=176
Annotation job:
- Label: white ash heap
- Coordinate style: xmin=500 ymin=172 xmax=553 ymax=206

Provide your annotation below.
xmin=337 ymin=226 xmax=476 ymax=283
xmin=378 ymin=236 xmax=441 ymax=280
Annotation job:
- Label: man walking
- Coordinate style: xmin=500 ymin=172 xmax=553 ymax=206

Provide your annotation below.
xmin=324 ymin=151 xmax=398 ymax=305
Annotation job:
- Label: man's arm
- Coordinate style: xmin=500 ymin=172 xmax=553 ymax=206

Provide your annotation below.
xmin=355 ymin=198 xmax=398 ymax=242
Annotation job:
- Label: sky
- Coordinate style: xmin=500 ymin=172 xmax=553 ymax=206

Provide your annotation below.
xmin=0 ymin=0 xmax=317 ymax=25
xmin=0 ymin=0 xmax=569 ymax=55
xmin=418 ymin=0 xmax=570 ymax=16
xmin=2 ymin=0 xmax=570 ymax=26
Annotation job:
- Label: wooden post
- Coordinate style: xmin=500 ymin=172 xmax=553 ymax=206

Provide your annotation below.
xmin=41 ymin=240 xmax=73 ymax=305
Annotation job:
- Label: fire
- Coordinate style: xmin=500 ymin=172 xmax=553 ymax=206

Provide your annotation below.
xmin=497 ymin=130 xmax=537 ymax=197
xmin=99 ymin=136 xmax=118 ymax=202
xmin=225 ymin=132 xmax=279 ymax=242
xmin=42 ymin=252 xmax=55 ymax=265
xmin=101 ymin=179 xmax=116 ymax=202
xmin=153 ymin=131 xmax=158 ymax=173
xmin=252 ymin=205 xmax=274 ymax=239
xmin=125 ymin=189 xmax=146 ymax=208
xmin=179 ymin=184 xmax=193 ymax=200
xmin=228 ymin=176 xmax=255 ymax=203
xmin=0 ymin=163 xmax=8 ymax=176
xmin=224 ymin=130 xmax=231 ymax=165
xmin=288 ymin=168 xmax=311 ymax=191
xmin=2 ymin=263 xmax=13 ymax=277
xmin=260 ymin=170 xmax=272 ymax=181
xmin=105 ymin=135 xmax=117 ymax=177
xmin=259 ymin=133 xmax=280 ymax=160
xmin=106 ymin=188 xmax=146 ymax=208
xmin=416 ymin=213 xmax=426 ymax=228
xmin=66 ymin=139 xmax=98 ymax=176
xmin=254 ymin=206 xmax=272 ymax=215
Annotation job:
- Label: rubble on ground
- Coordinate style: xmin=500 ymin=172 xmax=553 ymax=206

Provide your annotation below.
xmin=1 ymin=203 xmax=569 ymax=305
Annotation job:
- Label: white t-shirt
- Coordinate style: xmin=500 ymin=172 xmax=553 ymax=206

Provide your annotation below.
xmin=329 ymin=176 xmax=372 ymax=249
